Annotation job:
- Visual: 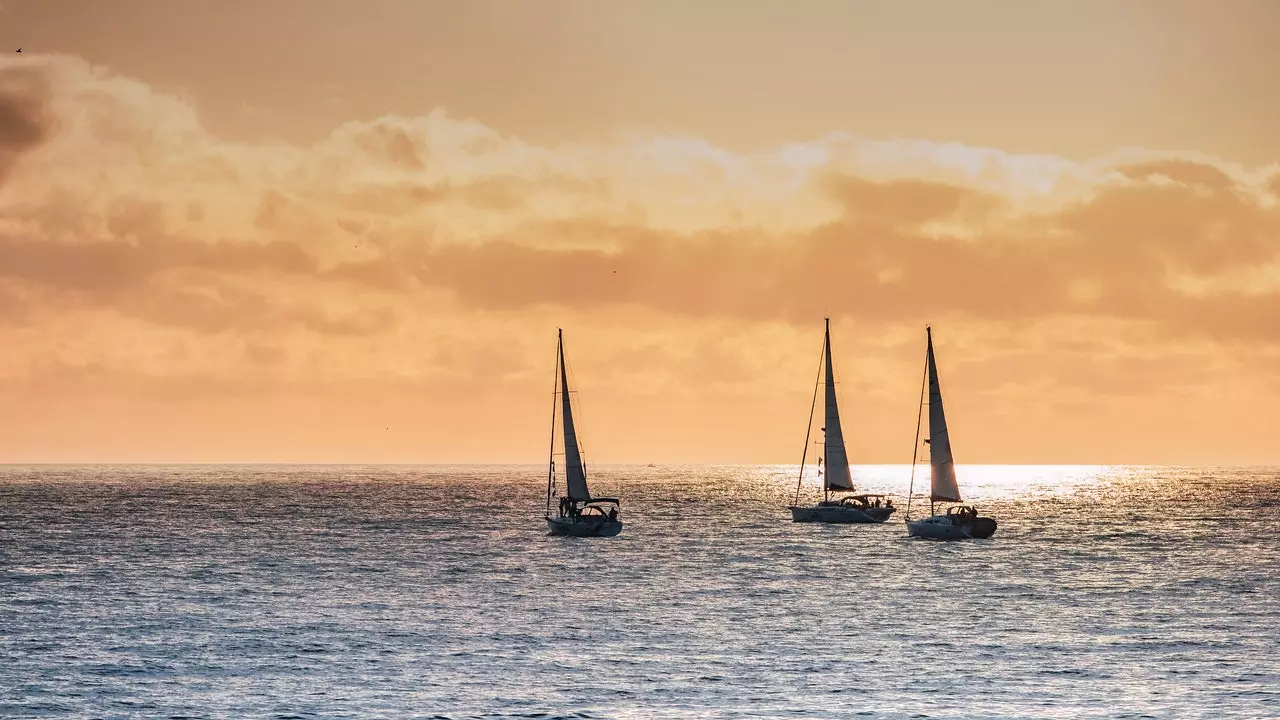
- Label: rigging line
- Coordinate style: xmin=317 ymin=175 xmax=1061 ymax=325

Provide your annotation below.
xmin=792 ymin=325 xmax=826 ymax=508
xmin=905 ymin=334 xmax=928 ymax=521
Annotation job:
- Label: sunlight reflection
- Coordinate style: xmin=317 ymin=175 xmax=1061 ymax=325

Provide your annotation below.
xmin=763 ymin=464 xmax=1129 ymax=501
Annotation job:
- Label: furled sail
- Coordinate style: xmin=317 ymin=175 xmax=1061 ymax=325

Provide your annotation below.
xmin=926 ymin=327 xmax=961 ymax=502
xmin=558 ymin=332 xmax=591 ymax=501
xmin=822 ymin=321 xmax=854 ymax=491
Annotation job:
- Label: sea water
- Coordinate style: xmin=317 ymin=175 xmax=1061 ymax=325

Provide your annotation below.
xmin=1 ymin=465 xmax=1277 ymax=719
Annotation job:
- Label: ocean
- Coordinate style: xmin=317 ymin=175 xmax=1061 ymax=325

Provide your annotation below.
xmin=1 ymin=465 xmax=1277 ymax=719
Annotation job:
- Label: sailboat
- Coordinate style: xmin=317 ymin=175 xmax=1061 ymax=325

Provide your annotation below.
xmin=904 ymin=326 xmax=998 ymax=540
xmin=545 ymin=329 xmax=623 ymax=537
xmin=789 ymin=319 xmax=896 ymax=523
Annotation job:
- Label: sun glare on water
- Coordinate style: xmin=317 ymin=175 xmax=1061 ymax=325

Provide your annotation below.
xmin=780 ymin=464 xmax=1129 ymax=501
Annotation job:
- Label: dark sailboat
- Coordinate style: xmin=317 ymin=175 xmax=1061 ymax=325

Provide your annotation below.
xmin=904 ymin=326 xmax=998 ymax=540
xmin=545 ymin=329 xmax=622 ymax=537
xmin=789 ymin=319 xmax=896 ymax=523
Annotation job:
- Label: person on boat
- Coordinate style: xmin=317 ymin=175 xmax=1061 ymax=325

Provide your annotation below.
xmin=608 ymin=507 xmax=618 ymax=521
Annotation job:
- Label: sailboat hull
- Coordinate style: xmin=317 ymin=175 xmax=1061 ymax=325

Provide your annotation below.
xmin=546 ymin=517 xmax=623 ymax=537
xmin=790 ymin=505 xmax=895 ymax=524
xmin=906 ymin=515 xmax=998 ymax=540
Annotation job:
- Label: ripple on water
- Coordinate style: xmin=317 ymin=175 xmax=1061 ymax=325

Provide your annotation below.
xmin=0 ymin=465 xmax=1277 ymax=718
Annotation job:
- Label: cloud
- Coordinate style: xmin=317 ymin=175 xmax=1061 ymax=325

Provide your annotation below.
xmin=4 ymin=55 xmax=1278 ymax=335
xmin=1 ymin=53 xmax=1278 ymax=461
xmin=0 ymin=64 xmax=52 ymax=181
xmin=395 ymin=169 xmax=1278 ymax=345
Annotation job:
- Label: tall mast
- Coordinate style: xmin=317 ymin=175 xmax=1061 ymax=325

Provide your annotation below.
xmin=906 ymin=327 xmax=928 ymax=520
xmin=823 ymin=319 xmax=831 ymax=504
xmin=927 ymin=326 xmax=933 ymax=518
xmin=545 ymin=329 xmax=562 ymax=519
xmin=792 ymin=322 xmax=826 ymax=507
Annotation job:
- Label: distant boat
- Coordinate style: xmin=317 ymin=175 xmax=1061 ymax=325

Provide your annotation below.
xmin=789 ymin=319 xmax=896 ymax=523
xmin=545 ymin=329 xmax=622 ymax=537
xmin=904 ymin=326 xmax=997 ymax=540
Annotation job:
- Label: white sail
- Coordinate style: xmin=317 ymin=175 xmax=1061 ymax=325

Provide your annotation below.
xmin=558 ymin=333 xmax=591 ymax=501
xmin=925 ymin=327 xmax=961 ymax=502
xmin=822 ymin=321 xmax=854 ymax=491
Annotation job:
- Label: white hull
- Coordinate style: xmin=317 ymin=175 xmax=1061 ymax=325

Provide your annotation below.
xmin=546 ymin=516 xmax=623 ymax=537
xmin=906 ymin=515 xmax=997 ymax=540
xmin=790 ymin=505 xmax=894 ymax=524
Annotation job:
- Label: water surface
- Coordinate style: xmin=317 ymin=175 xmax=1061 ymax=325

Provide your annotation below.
xmin=1 ymin=465 xmax=1277 ymax=718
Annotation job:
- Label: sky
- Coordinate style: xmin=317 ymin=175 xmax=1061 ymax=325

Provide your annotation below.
xmin=1 ymin=0 xmax=1278 ymax=464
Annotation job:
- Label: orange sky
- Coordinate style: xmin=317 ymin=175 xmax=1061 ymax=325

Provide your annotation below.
xmin=1 ymin=1 xmax=1278 ymax=463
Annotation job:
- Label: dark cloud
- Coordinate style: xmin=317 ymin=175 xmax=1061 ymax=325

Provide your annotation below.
xmin=820 ymin=174 xmax=994 ymax=227
xmin=397 ymin=171 xmax=1278 ymax=344
xmin=0 ymin=226 xmax=393 ymax=336
xmin=1054 ymin=175 xmax=1274 ymax=274
xmin=0 ymin=65 xmax=52 ymax=182
xmin=1117 ymin=159 xmax=1236 ymax=192
xmin=2 ymin=162 xmax=1275 ymax=346
xmin=347 ymin=120 xmax=426 ymax=172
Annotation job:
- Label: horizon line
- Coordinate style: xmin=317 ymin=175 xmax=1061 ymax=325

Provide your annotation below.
xmin=1 ymin=461 xmax=1275 ymax=469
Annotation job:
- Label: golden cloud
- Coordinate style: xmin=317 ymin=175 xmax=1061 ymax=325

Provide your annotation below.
xmin=1 ymin=54 xmax=1278 ymax=462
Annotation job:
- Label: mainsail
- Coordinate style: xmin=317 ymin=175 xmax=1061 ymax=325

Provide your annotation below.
xmin=925 ymin=327 xmax=962 ymax=502
xmin=558 ymin=331 xmax=591 ymax=501
xmin=822 ymin=321 xmax=854 ymax=491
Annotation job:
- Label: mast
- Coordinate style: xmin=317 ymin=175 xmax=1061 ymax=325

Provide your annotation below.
xmin=905 ymin=334 xmax=928 ymax=520
xmin=545 ymin=330 xmax=562 ymax=519
xmin=792 ymin=324 xmax=825 ymax=507
xmin=823 ymin=320 xmax=831 ymax=504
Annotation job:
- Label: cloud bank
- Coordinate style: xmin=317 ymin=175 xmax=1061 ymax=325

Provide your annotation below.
xmin=1 ymin=55 xmax=1277 ymax=463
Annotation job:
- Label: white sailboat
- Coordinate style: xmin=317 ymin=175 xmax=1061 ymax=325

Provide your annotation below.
xmin=545 ymin=329 xmax=622 ymax=538
xmin=904 ymin=326 xmax=998 ymax=540
xmin=790 ymin=319 xmax=896 ymax=523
